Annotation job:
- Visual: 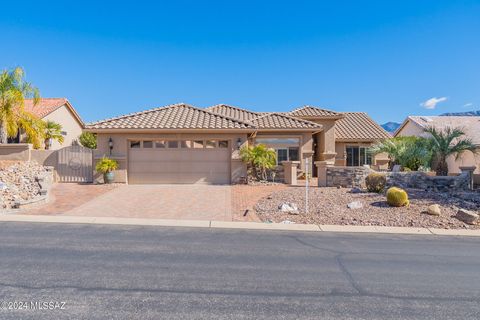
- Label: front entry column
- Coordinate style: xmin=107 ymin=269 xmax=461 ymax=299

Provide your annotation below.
xmin=282 ymin=161 xmax=300 ymax=185
xmin=315 ymin=160 xmax=334 ymax=187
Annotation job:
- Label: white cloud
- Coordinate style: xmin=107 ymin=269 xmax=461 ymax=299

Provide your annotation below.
xmin=420 ymin=97 xmax=447 ymax=109
xmin=463 ymin=102 xmax=473 ymax=108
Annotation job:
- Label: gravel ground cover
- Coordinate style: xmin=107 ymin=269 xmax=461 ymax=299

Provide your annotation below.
xmin=255 ymin=187 xmax=480 ymax=229
xmin=0 ymin=161 xmax=48 ymax=210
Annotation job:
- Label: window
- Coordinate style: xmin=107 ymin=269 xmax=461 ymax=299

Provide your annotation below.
xmin=277 ymin=149 xmax=288 ymax=163
xmin=192 ymin=140 xmax=204 ymax=148
xmin=288 ymin=147 xmax=299 ymax=161
xmin=143 ymin=141 xmax=153 ymax=148
xmin=346 ymin=146 xmax=372 ymax=166
xmin=180 ymin=141 xmax=190 ymax=148
xmin=167 ymin=141 xmax=179 ymax=149
xmin=155 ymin=140 xmax=166 ymax=148
xmin=130 ymin=141 xmax=141 ymax=148
xmin=218 ymin=140 xmax=228 ymax=148
xmin=205 ymin=140 xmax=216 ymax=148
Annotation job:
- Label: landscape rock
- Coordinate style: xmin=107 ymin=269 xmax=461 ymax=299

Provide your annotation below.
xmin=279 ymin=202 xmax=299 ymax=215
xmin=347 ymin=201 xmax=363 ymax=209
xmin=350 ymin=187 xmax=363 ymax=194
xmin=455 ymin=209 xmax=479 ymax=225
xmin=426 ymin=204 xmax=441 ymax=216
xmin=0 ymin=161 xmax=48 ymax=210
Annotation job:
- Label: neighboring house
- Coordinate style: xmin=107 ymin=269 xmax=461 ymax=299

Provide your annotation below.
xmin=395 ymin=116 xmax=480 ymax=174
xmin=86 ymin=103 xmax=390 ymax=184
xmin=14 ymin=98 xmax=84 ymax=149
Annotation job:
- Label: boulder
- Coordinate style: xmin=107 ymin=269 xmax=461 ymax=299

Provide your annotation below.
xmin=456 ymin=209 xmax=479 ymax=225
xmin=350 ymin=187 xmax=363 ymax=194
xmin=426 ymin=204 xmax=441 ymax=216
xmin=279 ymin=202 xmax=299 ymax=215
xmin=347 ymin=201 xmax=363 ymax=209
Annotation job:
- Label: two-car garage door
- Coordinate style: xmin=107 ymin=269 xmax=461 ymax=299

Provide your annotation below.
xmin=128 ymin=139 xmax=230 ymax=184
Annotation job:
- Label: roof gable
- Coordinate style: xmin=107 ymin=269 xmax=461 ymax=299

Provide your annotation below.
xmin=335 ymin=112 xmax=391 ymax=141
xmin=24 ymin=98 xmax=84 ymax=127
xmin=206 ymin=104 xmax=260 ymax=122
xmin=289 ymin=105 xmax=343 ymax=118
xmin=86 ymin=103 xmax=254 ymax=130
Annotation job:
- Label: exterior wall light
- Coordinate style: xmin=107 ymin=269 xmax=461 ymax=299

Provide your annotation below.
xmin=236 ymin=138 xmax=242 ymax=149
xmin=108 ymin=137 xmax=114 ymax=155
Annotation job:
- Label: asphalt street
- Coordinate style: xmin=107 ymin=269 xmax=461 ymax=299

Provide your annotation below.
xmin=0 ymin=222 xmax=479 ymax=319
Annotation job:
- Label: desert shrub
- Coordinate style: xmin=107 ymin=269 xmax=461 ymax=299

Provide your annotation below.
xmin=365 ymin=172 xmax=386 ymax=193
xmin=79 ymin=132 xmax=97 ymax=149
xmin=403 ymin=167 xmax=412 ymax=172
xmin=386 ymin=187 xmax=409 ymax=207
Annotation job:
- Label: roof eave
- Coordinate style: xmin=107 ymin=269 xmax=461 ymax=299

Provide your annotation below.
xmin=84 ymin=128 xmax=256 ymax=134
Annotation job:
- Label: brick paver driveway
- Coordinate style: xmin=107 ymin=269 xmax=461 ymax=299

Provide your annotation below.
xmin=66 ymin=185 xmax=232 ymax=220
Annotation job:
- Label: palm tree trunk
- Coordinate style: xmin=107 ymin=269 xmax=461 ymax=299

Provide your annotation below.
xmin=435 ymin=159 xmax=449 ymax=176
xmin=0 ymin=121 xmax=8 ymax=144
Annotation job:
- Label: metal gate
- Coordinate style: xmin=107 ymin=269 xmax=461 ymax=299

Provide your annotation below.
xmin=57 ymin=145 xmax=93 ymax=183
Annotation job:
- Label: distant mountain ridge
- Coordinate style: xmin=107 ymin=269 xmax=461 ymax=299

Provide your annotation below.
xmin=381 ymin=122 xmax=400 ymax=133
xmin=440 ymin=110 xmax=480 ymax=116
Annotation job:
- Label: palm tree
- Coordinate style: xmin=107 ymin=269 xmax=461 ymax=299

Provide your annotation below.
xmin=370 ymin=136 xmax=432 ymax=171
xmin=43 ymin=120 xmax=64 ymax=149
xmin=18 ymin=112 xmax=45 ymax=149
xmin=0 ymin=67 xmax=40 ymax=143
xmin=240 ymin=144 xmax=277 ymax=180
xmin=424 ymin=126 xmax=478 ymax=176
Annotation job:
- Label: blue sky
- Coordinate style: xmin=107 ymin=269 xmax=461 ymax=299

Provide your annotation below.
xmin=1 ymin=0 xmax=479 ymax=123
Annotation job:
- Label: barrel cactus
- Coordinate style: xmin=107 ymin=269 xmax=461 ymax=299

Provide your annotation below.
xmin=386 ymin=187 xmax=409 ymax=207
xmin=365 ymin=172 xmax=386 ymax=193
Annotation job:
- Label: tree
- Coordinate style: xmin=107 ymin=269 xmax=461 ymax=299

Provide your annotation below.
xmin=424 ymin=126 xmax=478 ymax=176
xmin=43 ymin=120 xmax=64 ymax=149
xmin=370 ymin=136 xmax=432 ymax=171
xmin=240 ymin=144 xmax=277 ymax=180
xmin=19 ymin=113 xmax=45 ymax=149
xmin=79 ymin=132 xmax=97 ymax=149
xmin=0 ymin=67 xmax=40 ymax=143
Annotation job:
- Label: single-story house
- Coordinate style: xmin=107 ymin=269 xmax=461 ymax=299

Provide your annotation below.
xmin=86 ymin=103 xmax=390 ymax=184
xmin=10 ymin=98 xmax=84 ymax=150
xmin=395 ymin=116 xmax=480 ymax=174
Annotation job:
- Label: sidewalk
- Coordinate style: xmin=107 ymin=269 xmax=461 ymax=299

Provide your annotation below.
xmin=1 ymin=214 xmax=480 ymax=237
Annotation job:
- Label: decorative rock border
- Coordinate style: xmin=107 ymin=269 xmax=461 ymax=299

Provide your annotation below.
xmin=13 ymin=167 xmax=54 ymax=209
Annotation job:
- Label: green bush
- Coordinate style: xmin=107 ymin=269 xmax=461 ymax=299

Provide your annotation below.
xmin=365 ymin=172 xmax=386 ymax=193
xmin=386 ymin=187 xmax=409 ymax=207
xmin=95 ymin=157 xmax=118 ymax=174
xmin=79 ymin=132 xmax=97 ymax=149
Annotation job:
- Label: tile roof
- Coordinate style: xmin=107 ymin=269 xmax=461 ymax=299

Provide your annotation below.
xmin=404 ymin=116 xmax=480 ymax=144
xmin=289 ymin=105 xmax=343 ymax=118
xmin=206 ymin=104 xmax=260 ymax=122
xmin=86 ymin=103 xmax=254 ymax=130
xmin=335 ymin=112 xmax=391 ymax=141
xmin=249 ymin=113 xmax=323 ymax=130
xmin=24 ymin=98 xmax=68 ymax=118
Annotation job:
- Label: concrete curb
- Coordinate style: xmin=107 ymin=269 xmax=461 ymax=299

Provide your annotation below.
xmin=0 ymin=214 xmax=479 ymax=237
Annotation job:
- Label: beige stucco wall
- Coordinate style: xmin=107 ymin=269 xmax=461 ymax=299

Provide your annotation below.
xmin=397 ymin=120 xmax=479 ymax=174
xmin=310 ymin=119 xmax=336 ymax=161
xmin=42 ymin=105 xmax=84 ymax=150
xmin=94 ymin=132 xmax=249 ymax=183
xmin=0 ymin=144 xmax=31 ymax=161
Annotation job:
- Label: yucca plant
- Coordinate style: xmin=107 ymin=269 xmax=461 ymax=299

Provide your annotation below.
xmin=425 ymin=126 xmax=478 ymax=176
xmin=0 ymin=67 xmax=40 ymax=143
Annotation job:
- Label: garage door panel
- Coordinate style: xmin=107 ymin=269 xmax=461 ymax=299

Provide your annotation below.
xmin=128 ymin=147 xmax=230 ymax=184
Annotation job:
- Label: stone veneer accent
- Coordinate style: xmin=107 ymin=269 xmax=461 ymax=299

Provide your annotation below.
xmin=325 ymin=166 xmax=471 ymax=192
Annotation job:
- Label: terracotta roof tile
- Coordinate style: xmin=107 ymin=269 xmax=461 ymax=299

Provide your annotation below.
xmin=206 ymin=104 xmax=260 ymax=121
xmin=87 ymin=103 xmax=254 ymax=130
xmin=249 ymin=113 xmax=323 ymax=130
xmin=335 ymin=112 xmax=391 ymax=141
xmin=289 ymin=105 xmax=343 ymax=118
xmin=24 ymin=98 xmax=67 ymax=118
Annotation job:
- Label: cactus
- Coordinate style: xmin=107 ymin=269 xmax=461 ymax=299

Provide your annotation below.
xmin=365 ymin=172 xmax=386 ymax=193
xmin=386 ymin=187 xmax=409 ymax=207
